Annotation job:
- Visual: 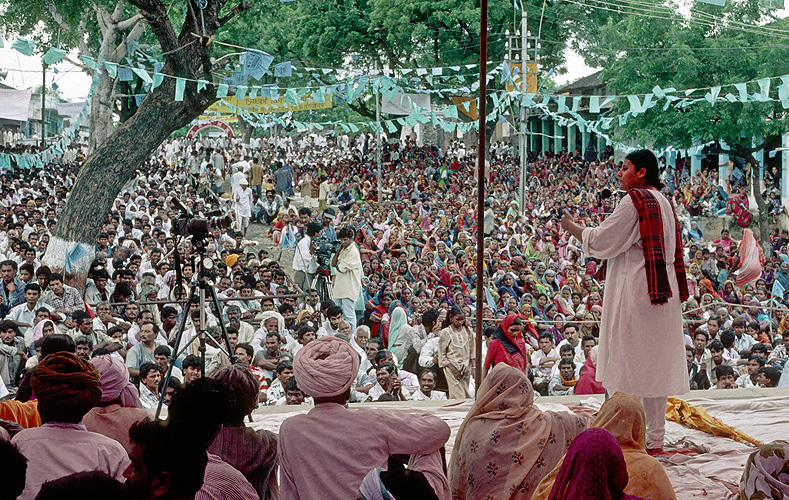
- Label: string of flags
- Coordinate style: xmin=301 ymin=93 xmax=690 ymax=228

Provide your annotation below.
xmin=0 ymin=74 xmax=97 ymax=170
xmin=5 ymin=37 xmax=789 ymax=168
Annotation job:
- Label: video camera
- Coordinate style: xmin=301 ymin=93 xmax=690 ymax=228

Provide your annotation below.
xmin=312 ymin=235 xmax=339 ymax=276
xmin=168 ymin=196 xmax=231 ymax=251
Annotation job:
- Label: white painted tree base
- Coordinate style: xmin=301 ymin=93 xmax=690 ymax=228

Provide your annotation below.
xmin=42 ymin=236 xmax=96 ymax=277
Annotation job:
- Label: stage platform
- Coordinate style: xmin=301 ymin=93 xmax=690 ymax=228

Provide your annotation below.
xmin=245 ymin=388 xmax=789 ymax=500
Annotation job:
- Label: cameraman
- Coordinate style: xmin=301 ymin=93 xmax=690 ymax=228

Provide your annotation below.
xmin=293 ymin=221 xmax=320 ymax=293
xmin=321 ymin=208 xmax=338 ymax=242
xmin=331 ymin=226 xmax=362 ymax=331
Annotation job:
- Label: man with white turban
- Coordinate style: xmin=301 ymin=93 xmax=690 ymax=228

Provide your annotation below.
xmin=278 ymin=336 xmax=450 ymax=500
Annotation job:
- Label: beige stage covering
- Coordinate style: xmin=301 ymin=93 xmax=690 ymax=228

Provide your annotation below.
xmin=247 ymin=388 xmax=789 ymax=500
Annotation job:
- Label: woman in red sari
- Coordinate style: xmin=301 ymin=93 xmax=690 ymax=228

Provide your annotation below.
xmin=726 ymin=187 xmax=752 ymax=227
xmin=483 ymin=314 xmax=528 ymax=377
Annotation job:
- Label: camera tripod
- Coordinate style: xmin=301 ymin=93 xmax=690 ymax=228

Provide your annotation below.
xmin=310 ymin=267 xmax=333 ymax=302
xmin=155 ymin=248 xmax=236 ymax=419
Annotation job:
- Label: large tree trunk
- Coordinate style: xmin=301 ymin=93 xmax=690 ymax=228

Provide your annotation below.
xmin=88 ymin=73 xmax=118 ymax=154
xmin=238 ymin=115 xmax=253 ymax=145
xmin=43 ymin=0 xmax=251 ymax=287
xmin=748 ymin=156 xmax=771 ymax=247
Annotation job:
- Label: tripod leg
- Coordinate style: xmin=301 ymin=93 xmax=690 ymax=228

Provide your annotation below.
xmin=155 ymin=280 xmax=199 ymax=420
xmin=208 ymin=284 xmax=237 ymax=364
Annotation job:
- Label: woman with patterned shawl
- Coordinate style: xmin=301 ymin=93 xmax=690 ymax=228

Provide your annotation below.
xmin=449 ymin=364 xmax=591 ymax=500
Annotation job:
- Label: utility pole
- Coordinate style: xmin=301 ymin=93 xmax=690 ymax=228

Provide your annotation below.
xmin=41 ymin=64 xmax=47 ymax=148
xmin=375 ymin=61 xmax=382 ymax=196
xmin=518 ymin=10 xmax=527 ymax=216
xmin=474 ymin=0 xmax=488 ymax=394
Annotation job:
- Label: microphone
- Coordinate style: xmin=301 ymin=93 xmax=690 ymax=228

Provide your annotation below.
xmin=167 ymin=195 xmax=191 ymax=216
xmin=600 ymin=188 xmax=612 ymax=199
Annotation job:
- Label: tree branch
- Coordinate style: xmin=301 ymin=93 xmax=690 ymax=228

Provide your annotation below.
xmin=129 ymin=0 xmax=181 ymax=64
xmin=111 ymin=17 xmax=146 ymax=62
xmin=46 ymin=2 xmax=92 ymax=56
xmin=96 ymin=4 xmax=112 ymax=33
xmin=64 ymin=56 xmax=90 ymax=73
xmin=116 ymin=12 xmax=144 ymax=32
xmin=111 ymin=1 xmax=125 ymax=23
xmin=217 ymin=0 xmax=252 ymax=28
xmin=211 ymin=51 xmax=242 ymax=71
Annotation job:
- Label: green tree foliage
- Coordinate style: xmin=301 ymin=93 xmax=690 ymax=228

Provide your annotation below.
xmin=581 ymin=0 xmax=789 ymax=241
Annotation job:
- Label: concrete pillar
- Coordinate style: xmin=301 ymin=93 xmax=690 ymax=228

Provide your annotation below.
xmin=531 ymin=118 xmax=540 ymax=152
xmin=691 ymin=155 xmax=701 ymax=176
xmin=718 ymin=152 xmax=729 ymax=194
xmin=596 ymin=134 xmax=605 ymax=157
xmin=554 ymin=121 xmax=563 ymax=153
xmin=581 ymin=128 xmax=590 ymax=156
xmin=665 ymin=151 xmax=677 ymax=168
xmin=568 ymin=124 xmax=577 ymax=155
xmin=541 ymin=119 xmax=549 ymax=154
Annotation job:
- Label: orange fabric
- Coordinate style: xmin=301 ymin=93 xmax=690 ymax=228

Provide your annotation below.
xmin=665 ymin=397 xmax=762 ymax=446
xmin=533 ymin=393 xmax=677 ymax=500
xmin=0 ymin=400 xmax=42 ymax=428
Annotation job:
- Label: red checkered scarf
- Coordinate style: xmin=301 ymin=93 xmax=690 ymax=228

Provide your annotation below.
xmin=628 ymin=188 xmax=689 ymax=304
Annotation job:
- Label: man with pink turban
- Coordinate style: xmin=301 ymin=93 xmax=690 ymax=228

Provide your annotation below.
xmin=82 ymin=354 xmax=152 ymax=452
xmin=278 ymin=336 xmax=451 ymax=500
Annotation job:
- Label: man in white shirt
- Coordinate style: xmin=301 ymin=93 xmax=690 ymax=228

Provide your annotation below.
xmin=556 ymin=323 xmax=583 ymax=357
xmin=316 ymin=305 xmax=343 ymax=337
xmin=233 ymin=179 xmax=253 ymax=237
xmin=292 ymin=221 xmax=319 ymax=293
xmin=736 ymin=356 xmax=764 ymax=388
xmin=366 ymin=363 xmax=411 ymax=401
xmin=410 ymin=369 xmax=447 ymax=401
xmin=531 ymin=332 xmax=559 ymax=395
xmin=5 ymin=283 xmax=53 ymax=329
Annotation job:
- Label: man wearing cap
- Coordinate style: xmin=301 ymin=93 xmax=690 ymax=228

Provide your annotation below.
xmin=233 ymin=178 xmax=254 ymax=237
xmin=279 ymin=337 xmax=450 ymax=500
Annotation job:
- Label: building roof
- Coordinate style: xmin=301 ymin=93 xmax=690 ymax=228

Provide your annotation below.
xmin=556 ymin=70 xmax=604 ymax=94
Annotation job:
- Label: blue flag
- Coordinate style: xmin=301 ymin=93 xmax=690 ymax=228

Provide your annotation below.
xmin=243 ymin=49 xmax=274 ymax=80
xmin=772 ymin=279 xmax=785 ymax=301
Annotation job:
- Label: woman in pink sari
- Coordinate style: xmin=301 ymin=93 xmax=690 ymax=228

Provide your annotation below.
xmin=546 ymin=427 xmax=651 ymax=500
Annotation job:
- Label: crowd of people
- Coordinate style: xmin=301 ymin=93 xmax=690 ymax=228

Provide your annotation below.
xmin=0 ymin=129 xmax=788 ymax=499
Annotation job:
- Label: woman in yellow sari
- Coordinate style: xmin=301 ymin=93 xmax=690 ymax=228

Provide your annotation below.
xmin=532 ymin=392 xmax=676 ymax=500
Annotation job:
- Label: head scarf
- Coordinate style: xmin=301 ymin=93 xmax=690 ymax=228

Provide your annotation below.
xmin=358 ymin=468 xmax=394 ymax=500
xmin=574 ymin=346 xmax=604 ymax=395
xmin=546 ymin=427 xmax=649 ymax=500
xmin=30 ymin=319 xmax=61 ymax=343
xmin=491 ymin=313 xmax=526 ymax=356
xmin=450 ymin=364 xmax=589 ymax=500
xmin=737 ymin=440 xmax=789 ymax=500
xmin=90 ymin=354 xmax=142 ymax=408
xmin=293 ymin=336 xmax=360 ymax=398
xmin=259 ymin=311 xmax=285 ymax=333
xmin=32 ymin=352 xmax=103 ymax=422
xmin=387 ymin=307 xmax=409 ymax=365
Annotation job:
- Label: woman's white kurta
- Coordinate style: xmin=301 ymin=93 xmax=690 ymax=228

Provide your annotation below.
xmin=582 ymin=188 xmax=690 ymax=398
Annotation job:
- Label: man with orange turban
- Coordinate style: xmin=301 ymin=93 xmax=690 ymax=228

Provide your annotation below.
xmin=278 ymin=336 xmax=451 ymax=500
xmin=11 ymin=352 xmax=129 ymax=500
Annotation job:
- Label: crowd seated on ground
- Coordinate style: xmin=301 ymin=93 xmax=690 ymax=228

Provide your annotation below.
xmin=0 ymin=132 xmax=788 ymax=498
